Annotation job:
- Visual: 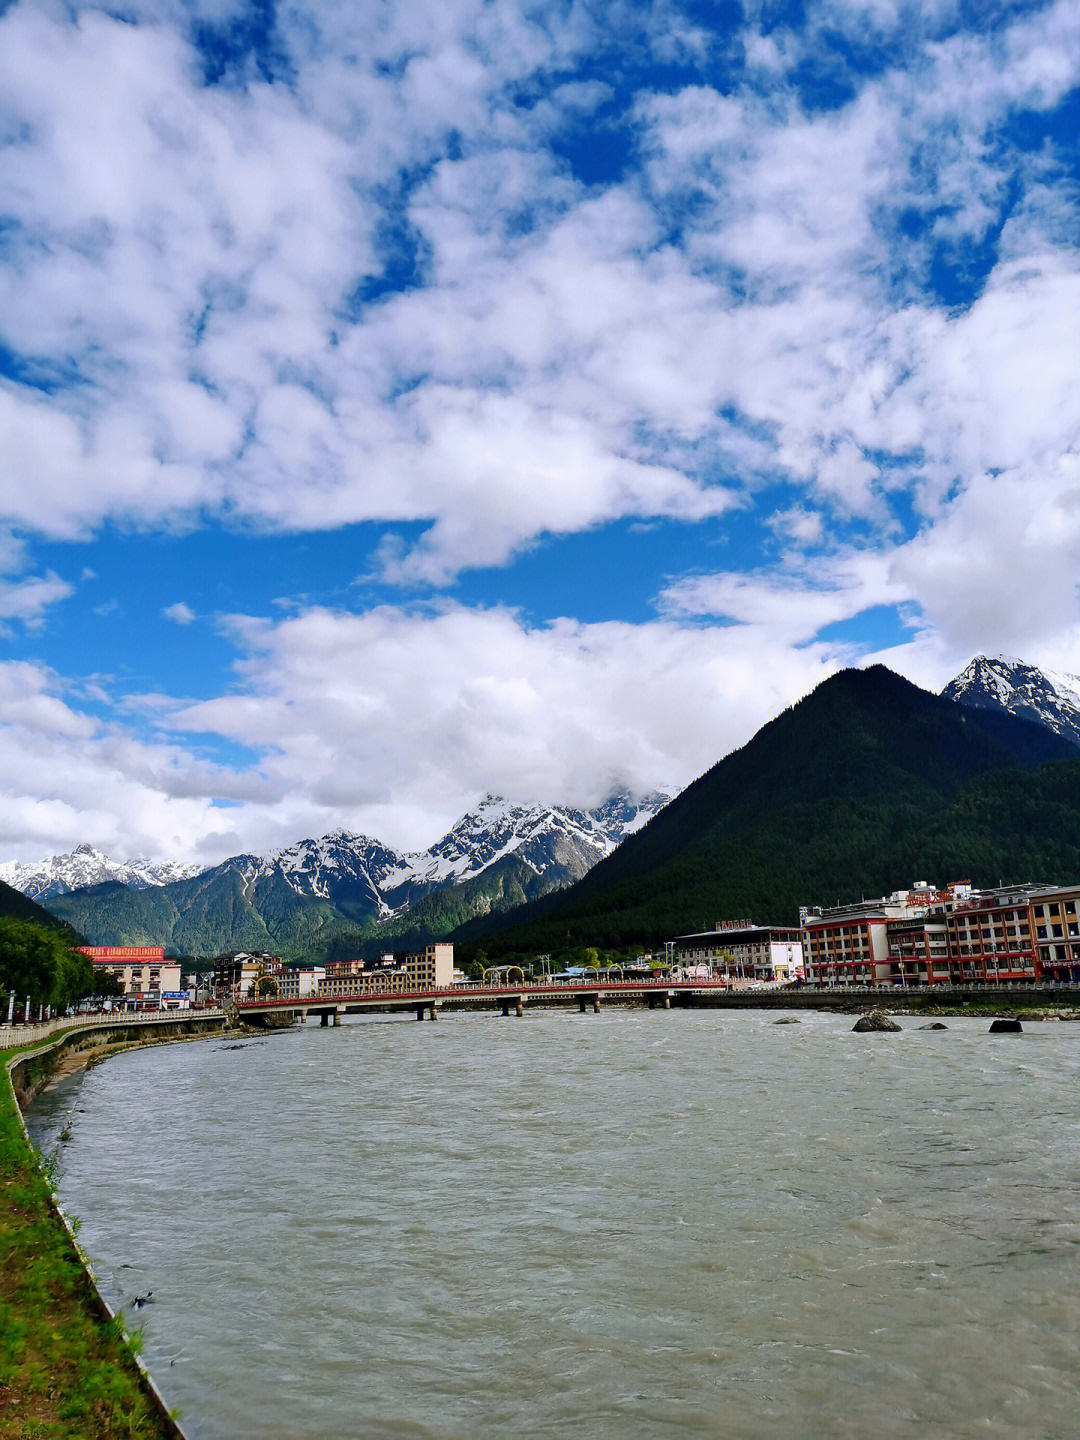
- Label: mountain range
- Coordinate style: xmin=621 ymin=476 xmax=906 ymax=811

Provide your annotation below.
xmin=24 ymin=791 xmax=674 ymax=961
xmin=9 ymin=651 xmax=1080 ymax=963
xmin=0 ymin=846 xmax=204 ymax=901
xmin=456 ymin=660 xmax=1080 ymax=960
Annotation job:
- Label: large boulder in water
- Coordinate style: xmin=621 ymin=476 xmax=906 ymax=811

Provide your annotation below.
xmin=989 ymin=1017 xmax=1023 ymax=1034
xmin=920 ymin=1022 xmax=948 ymax=1030
xmin=852 ymin=1009 xmax=902 ymax=1033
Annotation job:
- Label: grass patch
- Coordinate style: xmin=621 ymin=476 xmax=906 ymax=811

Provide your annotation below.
xmin=1 ymin=1036 xmax=177 ymax=1438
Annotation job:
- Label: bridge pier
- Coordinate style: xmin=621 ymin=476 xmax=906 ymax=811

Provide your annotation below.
xmin=332 ymin=1009 xmax=342 ymax=1026
xmin=320 ymin=1011 xmax=329 ymax=1026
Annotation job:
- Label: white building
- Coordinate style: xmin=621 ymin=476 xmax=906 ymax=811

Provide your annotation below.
xmin=672 ymin=922 xmax=804 ymax=984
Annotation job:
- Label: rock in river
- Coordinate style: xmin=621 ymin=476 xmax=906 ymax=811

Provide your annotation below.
xmin=852 ymin=1009 xmax=902 ymax=1033
xmin=988 ymin=1017 xmax=1023 ymax=1034
xmin=919 ymin=1022 xmax=949 ymax=1030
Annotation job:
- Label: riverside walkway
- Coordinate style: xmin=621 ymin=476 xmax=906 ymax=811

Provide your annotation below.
xmin=0 ymin=1006 xmax=228 ymax=1051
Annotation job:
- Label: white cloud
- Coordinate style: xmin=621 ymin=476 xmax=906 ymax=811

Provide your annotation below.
xmin=0 ymin=603 xmax=855 ymax=862
xmin=168 ymin=604 xmax=849 ymax=836
xmin=1 ymin=0 xmax=1080 ymax=870
xmin=660 ymin=549 xmax=911 ymax=645
xmin=0 ymin=0 xmax=1077 ymax=592
xmin=0 ymin=572 xmax=73 ymax=628
xmin=0 ymin=659 xmax=278 ymax=865
xmin=163 ymin=601 xmax=197 ymax=625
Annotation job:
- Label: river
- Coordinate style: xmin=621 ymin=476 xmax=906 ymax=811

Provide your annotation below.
xmin=25 ymin=1006 xmax=1080 ymax=1439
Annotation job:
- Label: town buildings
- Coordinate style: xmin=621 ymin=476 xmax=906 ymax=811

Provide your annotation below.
xmin=672 ymin=921 xmax=804 ymax=983
xmin=77 ymin=945 xmax=183 ymax=1005
xmin=315 ymin=944 xmax=455 ymax=998
xmin=212 ymin=952 xmax=283 ymax=1000
xmin=800 ymin=880 xmax=1080 ymax=986
xmin=268 ymin=966 xmax=326 ymax=1001
xmin=209 ymin=943 xmax=457 ymax=1001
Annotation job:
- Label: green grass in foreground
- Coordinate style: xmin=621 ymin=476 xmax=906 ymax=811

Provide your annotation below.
xmin=1 ymin=1040 xmax=174 ymax=1439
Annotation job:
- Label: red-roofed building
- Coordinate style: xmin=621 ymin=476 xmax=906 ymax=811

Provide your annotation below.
xmin=78 ymin=945 xmax=181 ymax=1004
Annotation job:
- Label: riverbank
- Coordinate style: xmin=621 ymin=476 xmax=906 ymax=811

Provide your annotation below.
xmin=1 ymin=1016 xmax=238 ymax=1438
xmin=686 ymin=985 xmax=1080 ymax=1018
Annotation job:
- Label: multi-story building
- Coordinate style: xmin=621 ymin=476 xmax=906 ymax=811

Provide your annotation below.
xmin=407 ymin=943 xmax=454 ymax=989
xmin=269 ymin=966 xmax=326 ymax=1000
xmin=213 ymin=952 xmax=283 ymax=999
xmin=801 ymin=882 xmax=974 ymax=986
xmin=315 ymin=944 xmax=455 ymax=999
xmin=800 ymin=880 xmax=1078 ymax=986
xmin=672 ymin=922 xmax=803 ymax=983
xmin=885 ymin=914 xmax=952 ymax=986
xmin=945 ymin=885 xmax=1042 ymax=984
xmin=1027 ymin=886 xmax=1080 ymax=982
xmin=78 ymin=946 xmax=182 ymax=1004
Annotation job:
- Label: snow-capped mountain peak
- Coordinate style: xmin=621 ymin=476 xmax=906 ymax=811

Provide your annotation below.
xmin=257 ymin=830 xmax=407 ymax=909
xmin=942 ymin=654 xmax=1080 ymax=747
xmin=0 ymin=844 xmax=206 ymax=901
xmin=3 ymin=788 xmax=679 ymax=950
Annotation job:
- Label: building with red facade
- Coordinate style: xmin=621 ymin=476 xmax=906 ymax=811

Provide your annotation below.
xmin=800 ymin=880 xmax=1079 ymax=986
xmin=77 ymin=945 xmax=181 ymax=1003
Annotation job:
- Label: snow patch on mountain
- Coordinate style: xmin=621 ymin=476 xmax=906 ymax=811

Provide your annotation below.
xmin=942 ymin=655 xmax=1080 ymax=747
xmin=1 ymin=789 xmax=677 ymax=923
xmin=0 ymin=843 xmax=205 ymax=901
xmin=381 ymin=788 xmax=676 ymax=891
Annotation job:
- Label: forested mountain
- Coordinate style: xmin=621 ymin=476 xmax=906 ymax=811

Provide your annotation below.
xmin=452 ymin=665 xmax=1080 ymax=959
xmin=0 ymin=876 xmax=82 ymax=937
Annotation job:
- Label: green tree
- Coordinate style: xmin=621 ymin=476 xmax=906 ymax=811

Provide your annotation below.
xmin=0 ymin=918 xmax=99 ymax=1012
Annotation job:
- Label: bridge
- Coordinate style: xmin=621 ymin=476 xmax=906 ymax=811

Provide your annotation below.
xmin=237 ymin=978 xmax=727 ymax=1025
xmin=237 ymin=975 xmax=1080 ymax=1027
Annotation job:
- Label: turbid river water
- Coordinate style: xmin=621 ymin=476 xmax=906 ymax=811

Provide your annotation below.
xmin=25 ymin=1007 xmax=1080 ymax=1439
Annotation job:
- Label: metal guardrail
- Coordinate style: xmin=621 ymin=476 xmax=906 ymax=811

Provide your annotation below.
xmin=0 ymin=1007 xmax=226 ymax=1051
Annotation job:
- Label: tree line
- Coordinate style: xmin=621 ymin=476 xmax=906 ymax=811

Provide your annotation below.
xmin=0 ymin=918 xmax=120 ymax=1018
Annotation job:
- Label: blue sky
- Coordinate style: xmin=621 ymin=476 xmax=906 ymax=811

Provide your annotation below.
xmin=1 ymin=0 xmax=1079 ymax=862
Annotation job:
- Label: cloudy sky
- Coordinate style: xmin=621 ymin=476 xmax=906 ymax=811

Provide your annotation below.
xmin=1 ymin=0 xmax=1078 ymax=863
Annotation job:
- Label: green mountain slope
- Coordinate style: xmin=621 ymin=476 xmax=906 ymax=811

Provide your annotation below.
xmin=0 ymin=876 xmax=81 ymax=936
xmin=451 ymin=665 xmax=1080 ymax=956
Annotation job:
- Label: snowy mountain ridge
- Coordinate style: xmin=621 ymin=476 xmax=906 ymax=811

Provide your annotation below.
xmin=3 ymin=789 xmax=677 ymax=911
xmin=942 ymin=655 xmax=1080 ymax=748
xmin=0 ymin=843 xmax=205 ymax=902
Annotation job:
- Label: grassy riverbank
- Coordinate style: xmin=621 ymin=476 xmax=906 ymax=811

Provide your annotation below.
xmin=1 ymin=1032 xmax=180 ymax=1438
